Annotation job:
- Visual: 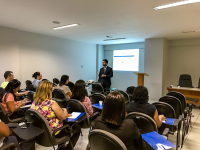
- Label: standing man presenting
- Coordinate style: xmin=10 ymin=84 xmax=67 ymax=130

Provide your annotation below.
xmin=99 ymin=59 xmax=113 ymax=92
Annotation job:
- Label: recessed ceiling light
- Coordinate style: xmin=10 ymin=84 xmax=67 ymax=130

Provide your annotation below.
xmin=154 ymin=0 xmax=200 ymax=10
xmin=103 ymin=38 xmax=126 ymax=41
xmin=53 ymin=24 xmax=79 ymax=30
xmin=52 ymin=21 xmax=60 ymax=24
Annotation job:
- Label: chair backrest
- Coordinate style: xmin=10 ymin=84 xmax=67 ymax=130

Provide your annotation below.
xmin=66 ymin=81 xmax=75 ymax=91
xmin=0 ymin=103 xmax=10 ymax=123
xmin=152 ymin=102 xmax=176 ymax=118
xmin=126 ymin=112 xmax=158 ymax=134
xmin=25 ymin=80 xmax=32 ymax=90
xmin=53 ymin=78 xmax=59 ymax=84
xmin=0 ymin=87 xmax=4 ymax=92
xmin=91 ymin=83 xmax=104 ymax=94
xmin=28 ymin=84 xmax=36 ymax=92
xmin=90 ymin=93 xmax=106 ymax=104
xmin=167 ymin=91 xmax=186 ymax=113
xmin=117 ymin=90 xmax=130 ymax=104
xmin=27 ymin=91 xmax=35 ymax=102
xmin=178 ymin=74 xmax=193 ymax=88
xmin=66 ymin=99 xmax=90 ymax=128
xmin=89 ymin=129 xmax=127 ymax=150
xmin=197 ymin=77 xmax=200 ymax=88
xmin=25 ymin=109 xmax=58 ymax=146
xmin=42 ymin=79 xmax=48 ymax=81
xmin=126 ymin=86 xmax=135 ymax=95
xmin=52 ymin=89 xmax=65 ymax=99
xmin=159 ymin=95 xmax=182 ymax=119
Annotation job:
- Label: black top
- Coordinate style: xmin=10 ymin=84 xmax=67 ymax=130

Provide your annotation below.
xmin=93 ymin=116 xmax=146 ymax=150
xmin=126 ymin=102 xmax=157 ymax=119
xmin=98 ymin=66 xmax=113 ymax=86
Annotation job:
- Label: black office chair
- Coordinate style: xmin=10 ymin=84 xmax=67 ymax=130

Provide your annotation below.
xmin=25 ymin=80 xmax=32 ymax=90
xmin=0 ymin=87 xmax=4 ymax=92
xmin=178 ymin=74 xmax=193 ymax=88
xmin=197 ymin=78 xmax=200 ymax=88
xmin=53 ymin=78 xmax=59 ymax=85
xmin=126 ymin=86 xmax=135 ymax=102
xmin=42 ymin=79 xmax=48 ymax=81
xmin=86 ymin=129 xmax=127 ymax=150
xmin=0 ymin=103 xmax=25 ymax=124
xmin=90 ymin=93 xmax=106 ymax=113
xmin=167 ymin=91 xmax=192 ymax=128
xmin=25 ymin=109 xmax=73 ymax=149
xmin=52 ymin=89 xmax=68 ymax=108
xmin=152 ymin=102 xmax=180 ymax=150
xmin=66 ymin=99 xmax=100 ymax=130
xmin=91 ymin=83 xmax=104 ymax=95
xmin=28 ymin=84 xmax=36 ymax=92
xmin=66 ymin=81 xmax=75 ymax=91
xmin=159 ymin=95 xmax=186 ymax=148
xmin=126 ymin=112 xmax=169 ymax=136
xmin=27 ymin=91 xmax=35 ymax=102
xmin=116 ymin=90 xmax=130 ymax=104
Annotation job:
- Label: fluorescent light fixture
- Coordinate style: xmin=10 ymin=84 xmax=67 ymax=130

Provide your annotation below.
xmin=53 ymin=24 xmax=79 ymax=30
xmin=154 ymin=0 xmax=200 ymax=10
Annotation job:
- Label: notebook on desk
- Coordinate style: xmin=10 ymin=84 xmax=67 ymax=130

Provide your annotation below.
xmin=141 ymin=131 xmax=175 ymax=150
xmin=65 ymin=112 xmax=85 ymax=122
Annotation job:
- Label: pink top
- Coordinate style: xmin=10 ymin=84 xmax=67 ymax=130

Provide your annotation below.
xmin=82 ymin=96 xmax=93 ymax=117
xmin=1 ymin=93 xmax=18 ymax=116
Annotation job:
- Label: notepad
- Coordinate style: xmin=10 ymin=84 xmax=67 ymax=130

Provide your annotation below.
xmin=68 ymin=112 xmax=81 ymax=119
xmin=92 ymin=103 xmax=103 ymax=110
xmin=142 ymin=131 xmax=175 ymax=150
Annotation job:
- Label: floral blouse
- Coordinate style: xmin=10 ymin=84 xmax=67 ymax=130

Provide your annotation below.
xmin=31 ymin=99 xmax=63 ymax=134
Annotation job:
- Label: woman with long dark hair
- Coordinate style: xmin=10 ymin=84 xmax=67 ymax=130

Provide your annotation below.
xmin=56 ymin=75 xmax=72 ymax=99
xmin=93 ymin=91 xmax=146 ymax=150
xmin=0 ymin=79 xmax=27 ymax=119
xmin=71 ymin=80 xmax=93 ymax=117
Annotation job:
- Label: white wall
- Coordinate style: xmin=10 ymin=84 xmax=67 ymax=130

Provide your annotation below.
xmin=144 ymin=38 xmax=165 ymax=100
xmin=0 ymin=26 xmax=97 ymax=88
xmin=166 ymin=38 xmax=200 ymax=89
xmin=96 ymin=45 xmax=104 ymax=81
xmin=104 ymin=42 xmax=145 ymax=91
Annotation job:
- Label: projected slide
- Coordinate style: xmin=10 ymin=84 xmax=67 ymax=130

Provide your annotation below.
xmin=113 ymin=49 xmax=139 ymax=71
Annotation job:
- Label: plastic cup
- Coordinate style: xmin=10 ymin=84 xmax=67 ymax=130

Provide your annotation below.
xmin=99 ymin=101 xmax=103 ymax=106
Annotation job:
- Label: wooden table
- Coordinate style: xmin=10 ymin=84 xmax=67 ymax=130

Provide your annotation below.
xmin=167 ymin=86 xmax=200 ymax=106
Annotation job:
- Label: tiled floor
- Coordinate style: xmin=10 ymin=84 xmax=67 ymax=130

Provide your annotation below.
xmin=36 ymin=107 xmax=200 ymax=150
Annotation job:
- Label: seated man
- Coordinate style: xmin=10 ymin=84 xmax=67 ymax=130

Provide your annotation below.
xmin=1 ymin=71 xmax=14 ymax=88
xmin=32 ymin=72 xmax=42 ymax=88
xmin=1 ymin=71 xmax=29 ymax=97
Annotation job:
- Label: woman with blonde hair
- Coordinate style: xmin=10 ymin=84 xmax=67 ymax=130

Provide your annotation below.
xmin=31 ymin=80 xmax=81 ymax=150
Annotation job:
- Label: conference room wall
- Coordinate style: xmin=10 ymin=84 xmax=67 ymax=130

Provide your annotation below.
xmin=166 ymin=38 xmax=200 ymax=90
xmin=96 ymin=44 xmax=104 ymax=81
xmin=104 ymin=42 xmax=145 ymax=91
xmin=0 ymin=26 xmax=97 ymax=88
xmin=0 ymin=26 xmax=19 ymax=85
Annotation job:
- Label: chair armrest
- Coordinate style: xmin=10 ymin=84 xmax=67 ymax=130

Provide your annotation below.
xmin=52 ymin=124 xmax=71 ymax=136
xmin=89 ymin=112 xmax=100 ymax=123
xmin=86 ymin=143 xmax=90 ymax=150
xmin=162 ymin=128 xmax=169 ymax=137
xmin=173 ymin=119 xmax=180 ymax=127
xmin=1 ymin=143 xmax=18 ymax=150
xmin=6 ymin=123 xmax=19 ymax=128
xmin=179 ymin=115 xmax=183 ymax=121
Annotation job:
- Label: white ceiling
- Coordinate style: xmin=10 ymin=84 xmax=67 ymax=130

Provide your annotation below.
xmin=0 ymin=0 xmax=200 ymax=45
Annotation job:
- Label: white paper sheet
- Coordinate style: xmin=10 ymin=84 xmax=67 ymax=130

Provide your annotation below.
xmin=20 ymin=104 xmax=31 ymax=109
xmin=67 ymin=112 xmax=81 ymax=119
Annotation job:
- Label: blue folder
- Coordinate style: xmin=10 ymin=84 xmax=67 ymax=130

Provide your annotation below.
xmin=92 ymin=103 xmax=103 ymax=110
xmin=141 ymin=131 xmax=175 ymax=150
xmin=65 ymin=112 xmax=85 ymax=122
xmin=162 ymin=118 xmax=175 ymax=125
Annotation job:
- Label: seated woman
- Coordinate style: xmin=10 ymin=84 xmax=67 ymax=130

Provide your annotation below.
xmin=93 ymin=91 xmax=146 ymax=150
xmin=32 ymin=72 xmax=42 ymax=88
xmin=0 ymin=79 xmax=28 ymax=119
xmin=71 ymin=80 xmax=93 ymax=117
xmin=56 ymin=75 xmax=72 ymax=99
xmin=31 ymin=80 xmax=81 ymax=150
xmin=0 ymin=119 xmax=35 ymax=150
xmin=126 ymin=86 xmax=166 ymax=128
